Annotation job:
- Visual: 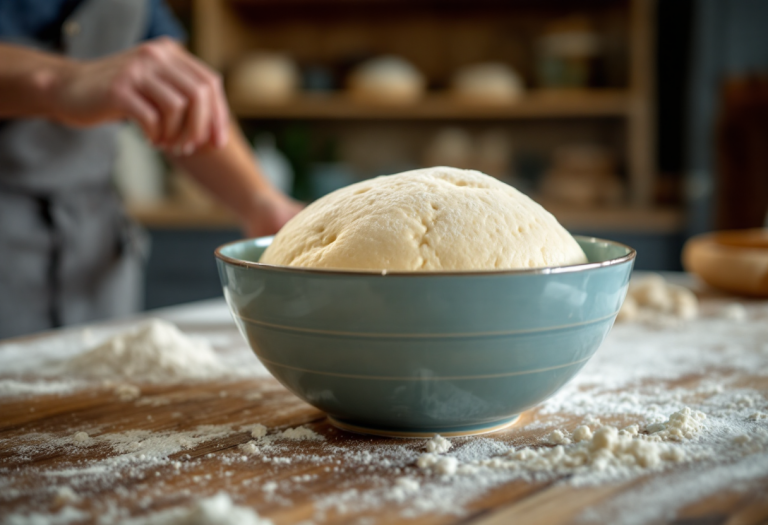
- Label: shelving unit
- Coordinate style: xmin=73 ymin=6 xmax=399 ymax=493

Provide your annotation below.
xmin=129 ymin=0 xmax=679 ymax=237
xmin=127 ymin=203 xmax=239 ymax=229
xmin=541 ymin=204 xmax=683 ymax=234
xmin=127 ymin=201 xmax=683 ymax=234
xmin=230 ymin=90 xmax=631 ymax=120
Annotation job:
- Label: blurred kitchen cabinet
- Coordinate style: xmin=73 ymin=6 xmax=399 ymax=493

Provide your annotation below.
xmin=143 ymin=228 xmax=241 ymax=310
xmin=192 ymin=0 xmax=658 ymax=210
xmin=132 ymin=0 xmax=678 ymax=238
xmin=127 ymin=0 xmax=686 ymax=311
xmin=715 ymin=76 xmax=768 ymax=230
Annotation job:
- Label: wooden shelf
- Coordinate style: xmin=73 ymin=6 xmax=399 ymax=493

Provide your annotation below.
xmin=231 ymin=90 xmax=631 ymax=120
xmin=129 ymin=200 xmax=683 ymax=234
xmin=127 ymin=202 xmax=240 ymax=229
xmin=542 ymin=204 xmax=685 ymax=234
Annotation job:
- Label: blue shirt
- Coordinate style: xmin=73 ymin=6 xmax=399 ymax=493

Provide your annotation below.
xmin=0 ymin=0 xmax=186 ymax=49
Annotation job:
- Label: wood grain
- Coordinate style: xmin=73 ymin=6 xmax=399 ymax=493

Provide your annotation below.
xmin=228 ymin=91 xmax=631 ymax=121
xmin=2 ymin=372 xmax=767 ymax=524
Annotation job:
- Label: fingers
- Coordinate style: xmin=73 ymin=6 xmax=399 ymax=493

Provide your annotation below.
xmin=175 ymin=51 xmax=229 ymax=148
xmin=144 ymin=38 xmax=228 ymax=152
xmin=117 ymin=88 xmax=160 ymax=143
xmin=136 ymin=77 xmax=186 ymax=148
xmin=115 ymin=38 xmax=227 ymax=154
xmin=157 ymin=65 xmax=213 ymax=153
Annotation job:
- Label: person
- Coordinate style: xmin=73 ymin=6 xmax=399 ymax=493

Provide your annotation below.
xmin=0 ymin=0 xmax=302 ymax=339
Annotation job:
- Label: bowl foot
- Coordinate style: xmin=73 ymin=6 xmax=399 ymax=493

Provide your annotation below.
xmin=327 ymin=414 xmax=521 ymax=438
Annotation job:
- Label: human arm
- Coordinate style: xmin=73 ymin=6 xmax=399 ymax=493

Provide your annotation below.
xmin=0 ymin=44 xmax=68 ymax=119
xmin=0 ymin=40 xmax=301 ymax=235
xmin=0 ymin=38 xmax=226 ymax=152
xmin=169 ymin=122 xmax=303 ymax=237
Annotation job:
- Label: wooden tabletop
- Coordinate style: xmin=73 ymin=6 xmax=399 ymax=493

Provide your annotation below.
xmin=2 ymin=282 xmax=768 ymax=525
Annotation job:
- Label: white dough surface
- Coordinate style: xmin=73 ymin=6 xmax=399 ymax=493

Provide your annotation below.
xmin=261 ymin=167 xmax=587 ymax=271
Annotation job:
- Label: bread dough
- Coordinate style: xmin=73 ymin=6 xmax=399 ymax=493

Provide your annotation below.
xmin=422 ymin=128 xmax=474 ymax=169
xmin=451 ymin=62 xmax=524 ymax=103
xmin=228 ymin=53 xmax=299 ymax=103
xmin=347 ymin=56 xmax=425 ymax=104
xmin=261 ymin=167 xmax=587 ymax=271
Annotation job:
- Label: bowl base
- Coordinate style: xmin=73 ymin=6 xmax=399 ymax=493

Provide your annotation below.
xmin=327 ymin=414 xmax=521 ymax=438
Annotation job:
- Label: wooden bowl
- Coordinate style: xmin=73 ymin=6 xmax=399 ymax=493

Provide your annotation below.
xmin=682 ymin=228 xmax=768 ymax=297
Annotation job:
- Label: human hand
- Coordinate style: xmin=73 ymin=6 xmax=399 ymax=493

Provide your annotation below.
xmin=241 ymin=191 xmax=304 ymax=239
xmin=52 ymin=37 xmax=228 ymax=153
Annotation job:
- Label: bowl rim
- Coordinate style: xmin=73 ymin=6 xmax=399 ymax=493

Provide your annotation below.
xmin=215 ymin=235 xmax=636 ymax=277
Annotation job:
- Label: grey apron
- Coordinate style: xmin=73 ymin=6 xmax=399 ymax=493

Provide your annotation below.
xmin=0 ymin=0 xmax=150 ymax=339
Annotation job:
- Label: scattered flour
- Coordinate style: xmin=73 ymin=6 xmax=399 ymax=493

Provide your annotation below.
xmin=114 ymin=383 xmax=142 ymax=401
xmin=2 ymin=297 xmax=768 ymax=525
xmin=573 ymin=425 xmax=593 ymax=443
xmin=247 ymin=424 xmax=268 ymax=439
xmin=234 ymin=424 xmax=323 ymax=456
xmin=617 ymin=274 xmax=699 ymax=326
xmin=0 ymin=379 xmax=82 ymax=398
xmin=545 ymin=429 xmax=572 ymax=445
xmin=416 ymin=453 xmax=438 ymax=469
xmin=124 ymin=493 xmax=271 ymax=525
xmin=575 ymin=453 xmax=768 ymax=525
xmin=277 ymin=427 xmax=324 ymax=441
xmin=60 ymin=319 xmax=230 ymax=383
xmin=0 ymin=310 xmax=273 ymax=399
xmin=239 ymin=441 xmax=260 ymax=455
xmin=2 ymin=425 xmax=238 ymax=467
xmin=72 ymin=431 xmax=91 ymax=444
xmin=5 ymin=506 xmax=89 ymax=525
xmin=721 ymin=302 xmax=748 ymax=322
xmin=395 ymin=477 xmax=420 ymax=492
xmin=261 ymin=481 xmax=278 ymax=493
xmin=52 ymin=486 xmax=81 ymax=505
xmin=416 ymin=408 xmax=704 ymax=484
xmin=417 ymin=454 xmax=459 ymax=476
xmin=644 ymin=406 xmax=706 ymax=440
xmin=425 ymin=435 xmax=451 ymax=454
xmin=390 ymin=477 xmax=421 ymax=503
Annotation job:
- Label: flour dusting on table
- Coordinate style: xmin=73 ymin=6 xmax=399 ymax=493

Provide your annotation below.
xmin=1 ymin=297 xmax=767 ymax=524
xmin=60 ymin=319 xmax=229 ymax=383
xmin=0 ymin=309 xmax=271 ymax=398
xmin=123 ymin=493 xmax=272 ymax=525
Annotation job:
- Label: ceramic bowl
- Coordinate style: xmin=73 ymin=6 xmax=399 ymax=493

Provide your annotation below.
xmin=216 ymin=236 xmax=635 ymax=437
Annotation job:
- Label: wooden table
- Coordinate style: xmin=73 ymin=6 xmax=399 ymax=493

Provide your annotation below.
xmin=2 ymin=281 xmax=768 ymax=525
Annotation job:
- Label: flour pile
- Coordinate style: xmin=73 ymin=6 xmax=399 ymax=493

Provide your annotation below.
xmin=127 ymin=493 xmax=271 ymax=525
xmin=617 ymin=273 xmax=699 ymax=325
xmin=239 ymin=425 xmax=325 ymax=456
xmin=61 ymin=319 xmax=230 ymax=383
xmin=417 ymin=408 xmax=706 ymax=483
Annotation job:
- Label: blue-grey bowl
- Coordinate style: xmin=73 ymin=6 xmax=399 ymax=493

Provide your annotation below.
xmin=215 ymin=236 xmax=635 ymax=437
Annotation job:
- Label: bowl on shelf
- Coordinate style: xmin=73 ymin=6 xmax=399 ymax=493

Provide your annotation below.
xmin=215 ymin=236 xmax=635 ymax=437
xmin=683 ymin=228 xmax=768 ymax=297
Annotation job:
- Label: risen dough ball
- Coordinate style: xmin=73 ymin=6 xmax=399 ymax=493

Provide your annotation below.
xmin=229 ymin=53 xmax=298 ymax=103
xmin=348 ymin=56 xmax=425 ymax=104
xmin=262 ymin=167 xmax=587 ymax=271
xmin=451 ymin=63 xmax=524 ymax=103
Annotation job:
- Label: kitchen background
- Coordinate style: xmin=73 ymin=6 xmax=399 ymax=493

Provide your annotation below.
xmin=115 ymin=0 xmax=768 ymax=310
